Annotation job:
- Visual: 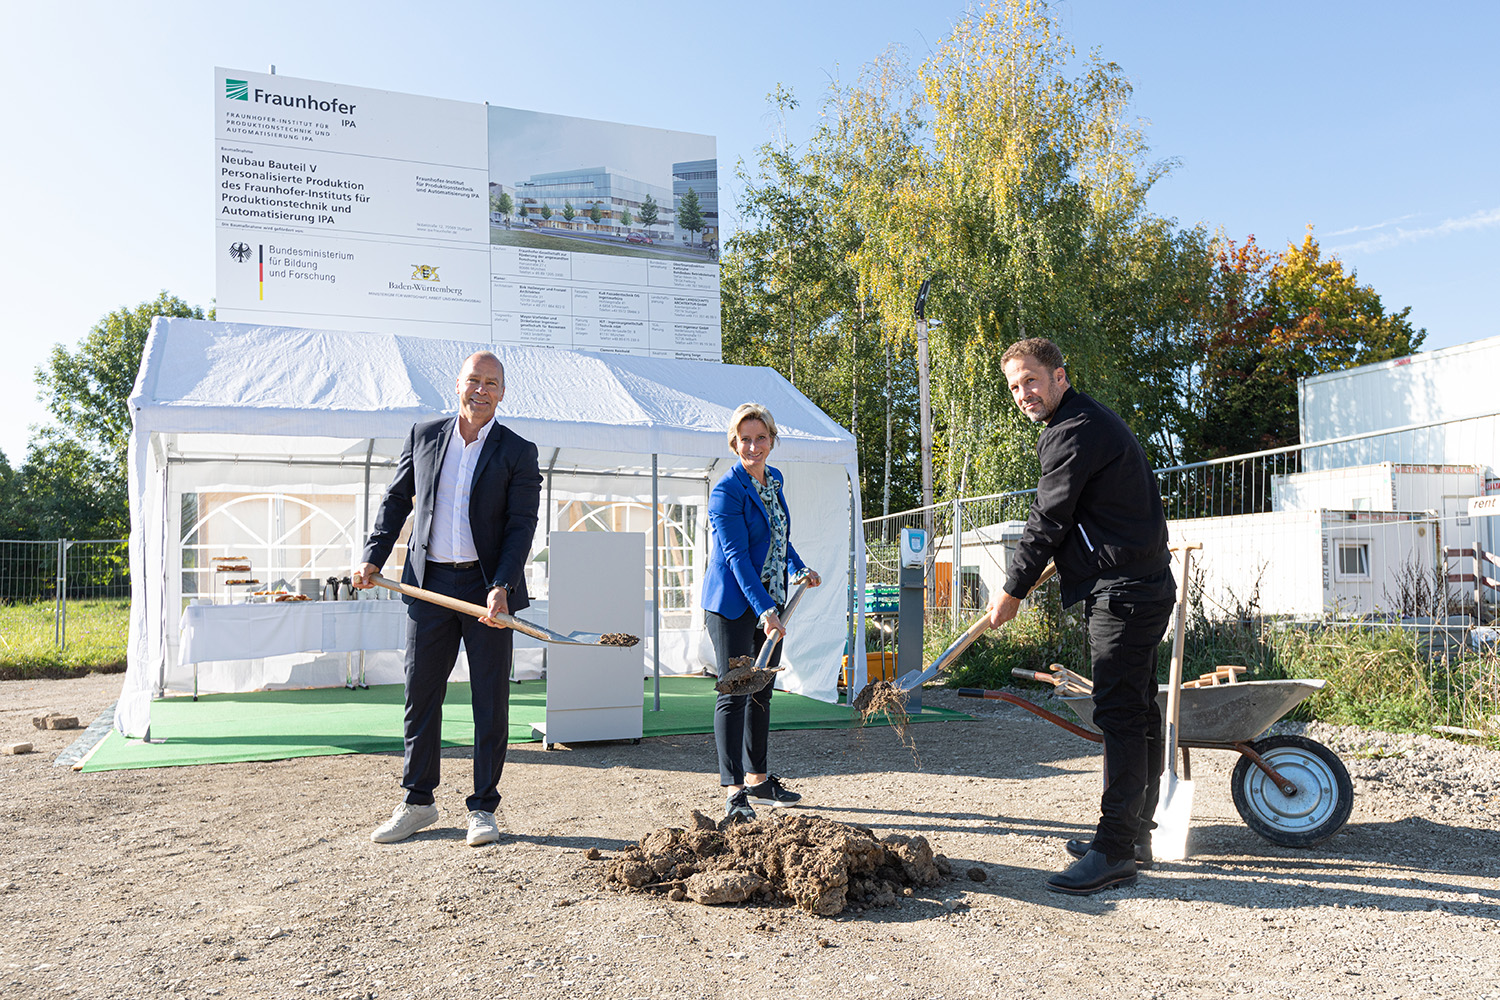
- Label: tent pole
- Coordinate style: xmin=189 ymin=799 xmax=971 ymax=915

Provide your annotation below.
xmin=848 ymin=475 xmax=857 ymax=701
xmin=362 ymin=439 xmax=374 ymax=541
xmin=652 ymin=453 xmax=661 ymax=712
xmin=544 ymin=448 xmax=559 ymax=547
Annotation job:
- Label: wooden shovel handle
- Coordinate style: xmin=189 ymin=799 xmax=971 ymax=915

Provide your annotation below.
xmin=928 ymin=562 xmax=1059 ymax=678
xmin=370 ymin=574 xmax=491 ymax=620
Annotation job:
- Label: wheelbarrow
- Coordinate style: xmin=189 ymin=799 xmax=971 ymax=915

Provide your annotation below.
xmin=958 ymin=674 xmax=1354 ymax=847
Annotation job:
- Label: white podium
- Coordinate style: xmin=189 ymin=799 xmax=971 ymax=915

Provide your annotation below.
xmin=533 ymin=531 xmax=645 ymax=747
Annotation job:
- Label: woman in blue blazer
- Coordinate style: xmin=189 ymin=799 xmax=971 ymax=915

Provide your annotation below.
xmin=702 ymin=403 xmax=821 ymax=821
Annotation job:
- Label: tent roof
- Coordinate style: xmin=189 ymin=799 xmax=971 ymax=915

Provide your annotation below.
xmin=132 ymin=319 xmax=856 ymax=471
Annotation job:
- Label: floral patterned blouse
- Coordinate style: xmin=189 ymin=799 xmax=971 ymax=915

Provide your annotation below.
xmin=753 ymin=474 xmax=789 ymax=608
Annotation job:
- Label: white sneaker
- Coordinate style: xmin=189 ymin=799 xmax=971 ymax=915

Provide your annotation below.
xmin=466 ymin=810 xmax=501 ymax=847
xmin=370 ymin=803 xmax=439 ymax=844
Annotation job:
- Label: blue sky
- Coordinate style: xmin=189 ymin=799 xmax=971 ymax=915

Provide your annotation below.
xmin=1 ymin=0 xmax=1495 ymax=466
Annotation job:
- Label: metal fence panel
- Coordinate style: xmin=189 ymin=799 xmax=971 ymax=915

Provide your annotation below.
xmin=0 ymin=539 xmax=129 ymax=652
xmin=864 ymin=411 xmax=1499 ymax=730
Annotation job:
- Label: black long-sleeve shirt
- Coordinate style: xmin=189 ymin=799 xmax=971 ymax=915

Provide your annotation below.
xmin=1004 ymin=387 xmax=1172 ymax=607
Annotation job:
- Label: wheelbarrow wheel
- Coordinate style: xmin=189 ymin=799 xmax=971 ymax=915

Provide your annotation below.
xmin=1231 ymin=735 xmax=1353 ymax=847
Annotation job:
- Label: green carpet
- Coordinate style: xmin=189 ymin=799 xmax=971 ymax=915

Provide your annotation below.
xmin=79 ymin=676 xmax=971 ymax=772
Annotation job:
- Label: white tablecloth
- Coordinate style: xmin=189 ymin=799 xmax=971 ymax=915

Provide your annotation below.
xmin=178 ymin=601 xmax=408 ymax=665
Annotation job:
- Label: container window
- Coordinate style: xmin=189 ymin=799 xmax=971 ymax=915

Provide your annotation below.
xmin=1335 ymin=541 xmax=1371 ymax=580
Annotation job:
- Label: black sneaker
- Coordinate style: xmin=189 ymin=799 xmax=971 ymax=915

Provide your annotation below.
xmin=745 ymin=774 xmax=802 ymax=808
xmin=724 ymin=789 xmax=757 ymax=823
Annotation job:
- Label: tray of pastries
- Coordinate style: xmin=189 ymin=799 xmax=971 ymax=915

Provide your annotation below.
xmin=246 ymin=590 xmax=312 ymax=603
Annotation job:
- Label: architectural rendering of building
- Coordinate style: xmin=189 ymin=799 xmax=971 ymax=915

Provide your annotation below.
xmin=671 ymin=159 xmax=718 ymax=247
xmin=511 ymin=167 xmax=676 ymax=241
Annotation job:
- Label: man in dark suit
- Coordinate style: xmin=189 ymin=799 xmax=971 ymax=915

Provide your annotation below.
xmin=354 ymin=351 xmax=542 ymax=847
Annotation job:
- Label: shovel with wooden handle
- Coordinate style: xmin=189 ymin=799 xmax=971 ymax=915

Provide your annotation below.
xmin=1151 ymin=543 xmax=1200 ymax=861
xmin=895 ymin=562 xmax=1058 ymax=692
xmin=369 ymin=574 xmax=639 ymax=647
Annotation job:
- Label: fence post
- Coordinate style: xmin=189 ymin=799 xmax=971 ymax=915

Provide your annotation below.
xmin=952 ymin=497 xmax=963 ymax=628
xmin=55 ymin=538 xmax=67 ymax=650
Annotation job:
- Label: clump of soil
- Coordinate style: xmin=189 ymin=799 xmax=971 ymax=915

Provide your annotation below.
xmin=851 ymin=679 xmax=905 ymax=720
xmin=599 ymin=632 xmax=640 ymax=647
xmin=603 ymin=811 xmax=950 ymax=916
xmin=851 ymin=679 xmax=919 ymax=763
xmin=715 ymin=654 xmax=782 ymax=695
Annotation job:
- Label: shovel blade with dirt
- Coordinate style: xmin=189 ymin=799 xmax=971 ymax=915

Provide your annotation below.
xmin=369 ymin=574 xmax=639 ymax=647
xmin=1151 ymin=544 xmax=1200 ymax=861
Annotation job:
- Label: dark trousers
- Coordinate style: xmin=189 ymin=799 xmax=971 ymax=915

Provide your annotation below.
xmin=705 ymin=607 xmax=783 ymax=786
xmin=1085 ymin=594 xmax=1175 ymax=861
xmin=401 ymin=561 xmax=513 ymax=813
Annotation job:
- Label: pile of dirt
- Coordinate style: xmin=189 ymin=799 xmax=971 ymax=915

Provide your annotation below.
xmin=603 ymin=811 xmax=950 ymax=916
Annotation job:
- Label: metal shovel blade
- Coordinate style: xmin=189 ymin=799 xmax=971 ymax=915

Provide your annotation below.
xmin=1152 ymin=544 xmax=1199 ymax=861
xmin=486 ymin=612 xmax=628 ymax=647
xmin=1153 ymin=771 xmax=1195 ymax=862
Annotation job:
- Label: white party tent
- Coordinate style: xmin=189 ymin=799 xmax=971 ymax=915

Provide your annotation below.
xmin=114 ymin=318 xmax=865 ymax=738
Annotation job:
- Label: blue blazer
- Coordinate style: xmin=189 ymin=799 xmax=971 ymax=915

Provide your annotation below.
xmin=701 ymin=463 xmax=807 ymax=621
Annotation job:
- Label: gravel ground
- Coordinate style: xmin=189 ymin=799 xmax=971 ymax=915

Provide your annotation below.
xmin=1 ymin=673 xmax=1497 ymax=1000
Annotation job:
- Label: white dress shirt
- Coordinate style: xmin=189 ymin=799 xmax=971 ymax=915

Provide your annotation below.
xmin=427 ymin=417 xmax=494 ymax=564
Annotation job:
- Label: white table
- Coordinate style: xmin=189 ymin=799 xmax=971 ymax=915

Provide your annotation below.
xmin=175 ymin=599 xmax=548 ymax=696
xmin=178 ymin=600 xmax=407 ymax=696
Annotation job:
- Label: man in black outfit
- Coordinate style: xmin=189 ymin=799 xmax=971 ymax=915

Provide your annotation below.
xmin=986 ymin=337 xmax=1175 ymax=895
xmin=354 ymin=351 xmax=542 ymax=848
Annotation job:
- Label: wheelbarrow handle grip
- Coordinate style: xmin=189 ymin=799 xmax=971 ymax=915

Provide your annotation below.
xmin=1010 ymin=668 xmax=1057 ymax=685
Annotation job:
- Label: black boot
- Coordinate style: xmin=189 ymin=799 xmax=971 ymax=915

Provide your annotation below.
xmin=1046 ymin=850 xmax=1139 ymax=895
xmin=1064 ymin=838 xmax=1153 ymax=870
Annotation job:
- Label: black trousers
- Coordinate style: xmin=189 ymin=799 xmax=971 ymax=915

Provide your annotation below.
xmin=704 ymin=607 xmax=783 ymax=786
xmin=1084 ymin=593 xmax=1175 ymax=861
xmin=401 ymin=561 xmax=513 ymax=813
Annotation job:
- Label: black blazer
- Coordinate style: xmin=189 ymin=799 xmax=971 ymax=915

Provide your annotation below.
xmin=362 ymin=416 xmax=543 ymax=611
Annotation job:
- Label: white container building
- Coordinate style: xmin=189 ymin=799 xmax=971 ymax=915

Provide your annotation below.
xmin=1168 ymin=510 xmax=1438 ymax=620
xmin=1299 ymin=335 xmax=1500 ymax=606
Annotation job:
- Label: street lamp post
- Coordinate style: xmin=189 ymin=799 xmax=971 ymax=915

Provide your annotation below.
xmin=913 ymin=278 xmax=936 ymax=612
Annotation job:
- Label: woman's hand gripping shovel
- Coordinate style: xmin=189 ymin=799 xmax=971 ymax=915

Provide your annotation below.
xmin=1152 ymin=543 xmax=1201 ymax=861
